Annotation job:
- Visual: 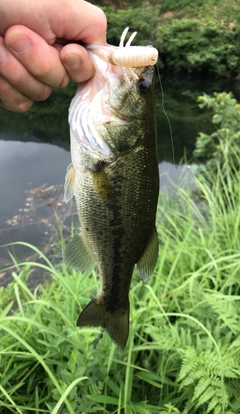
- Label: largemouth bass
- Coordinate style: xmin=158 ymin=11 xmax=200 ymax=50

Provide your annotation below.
xmin=64 ymin=32 xmax=159 ymax=349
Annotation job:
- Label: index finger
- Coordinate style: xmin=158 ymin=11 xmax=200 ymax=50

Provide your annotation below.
xmin=5 ymin=26 xmax=69 ymax=88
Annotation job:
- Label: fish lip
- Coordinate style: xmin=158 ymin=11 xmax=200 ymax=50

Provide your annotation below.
xmin=88 ymin=49 xmax=144 ymax=84
xmin=88 ymin=49 xmax=114 ymax=82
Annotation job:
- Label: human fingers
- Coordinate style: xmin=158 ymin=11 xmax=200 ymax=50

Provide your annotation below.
xmin=5 ymin=25 xmax=70 ymax=88
xmin=0 ymin=76 xmax=33 ymax=112
xmin=0 ymin=35 xmax=52 ymax=112
xmin=58 ymin=1 xmax=107 ymax=45
xmin=60 ymin=43 xmax=95 ymax=83
xmin=0 ymin=1 xmax=107 ymax=47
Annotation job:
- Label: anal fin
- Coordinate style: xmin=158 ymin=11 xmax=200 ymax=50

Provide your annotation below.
xmin=63 ymin=232 xmax=95 ymax=272
xmin=137 ymin=226 xmax=159 ymax=283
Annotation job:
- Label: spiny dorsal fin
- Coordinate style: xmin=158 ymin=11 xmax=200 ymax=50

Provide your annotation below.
xmin=63 ymin=232 xmax=95 ymax=272
xmin=137 ymin=226 xmax=159 ymax=283
xmin=64 ymin=163 xmax=75 ymax=203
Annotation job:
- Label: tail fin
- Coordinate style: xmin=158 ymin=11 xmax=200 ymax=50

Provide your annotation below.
xmin=77 ymin=297 xmax=129 ymax=350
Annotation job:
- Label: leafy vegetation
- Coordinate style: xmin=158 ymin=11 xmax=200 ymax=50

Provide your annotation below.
xmin=194 ymin=92 xmax=240 ymax=165
xmin=1 ymin=106 xmax=240 ymax=412
xmin=96 ymin=0 xmax=240 ymax=78
xmin=102 ymin=4 xmax=161 ymax=47
xmin=156 ymin=19 xmax=239 ymax=77
xmin=194 ymin=92 xmax=240 ymax=207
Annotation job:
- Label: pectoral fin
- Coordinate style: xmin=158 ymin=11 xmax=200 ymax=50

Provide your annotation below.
xmin=64 ymin=163 xmax=75 ymax=202
xmin=137 ymin=226 xmax=159 ymax=283
xmin=63 ymin=232 xmax=95 ymax=272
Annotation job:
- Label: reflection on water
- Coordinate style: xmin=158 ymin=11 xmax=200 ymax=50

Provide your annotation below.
xmin=0 ymin=138 xmax=73 ymax=285
xmin=0 ymin=136 xmax=70 ymax=223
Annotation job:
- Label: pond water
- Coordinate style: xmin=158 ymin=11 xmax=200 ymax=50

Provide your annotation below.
xmin=0 ymin=75 xmax=237 ymax=286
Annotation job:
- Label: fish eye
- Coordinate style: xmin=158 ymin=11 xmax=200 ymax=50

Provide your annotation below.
xmin=137 ymin=77 xmax=151 ymax=95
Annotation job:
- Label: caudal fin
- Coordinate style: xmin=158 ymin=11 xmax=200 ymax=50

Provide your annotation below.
xmin=76 ymin=297 xmax=129 ymax=349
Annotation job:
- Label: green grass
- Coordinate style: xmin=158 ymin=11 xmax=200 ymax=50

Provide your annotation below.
xmin=1 ymin=146 xmax=240 ymax=413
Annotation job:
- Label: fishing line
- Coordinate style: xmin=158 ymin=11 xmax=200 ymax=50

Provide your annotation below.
xmin=156 ymin=65 xmax=175 ymax=165
xmin=57 ymin=403 xmax=66 ymax=414
xmin=93 ymin=328 xmax=105 ymax=348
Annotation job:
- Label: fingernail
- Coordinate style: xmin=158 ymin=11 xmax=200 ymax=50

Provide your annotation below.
xmin=17 ymin=100 xmax=33 ymax=112
xmin=64 ymin=53 xmax=81 ymax=69
xmin=10 ymin=35 xmax=30 ymax=54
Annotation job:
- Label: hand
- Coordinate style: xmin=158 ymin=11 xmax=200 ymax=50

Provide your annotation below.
xmin=0 ymin=0 xmax=107 ymax=112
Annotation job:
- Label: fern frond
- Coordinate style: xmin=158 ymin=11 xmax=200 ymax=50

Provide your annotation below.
xmin=192 ymin=376 xmax=211 ymax=401
xmin=178 ymin=347 xmax=198 ymax=384
xmin=206 ymin=395 xmax=221 ymax=413
xmin=226 ymin=378 xmax=240 ymax=398
xmin=230 ymin=395 xmax=240 ymax=412
xmin=205 ymin=294 xmax=240 ymax=334
xmin=195 ymin=378 xmax=221 ymax=408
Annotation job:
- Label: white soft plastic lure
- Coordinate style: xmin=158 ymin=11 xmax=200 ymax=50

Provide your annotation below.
xmin=86 ymin=27 xmax=158 ymax=82
xmin=111 ymin=27 xmax=158 ymax=68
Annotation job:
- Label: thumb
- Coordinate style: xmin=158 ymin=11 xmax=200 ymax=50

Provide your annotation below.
xmin=48 ymin=0 xmax=107 ymax=45
xmin=1 ymin=0 xmax=107 ymax=46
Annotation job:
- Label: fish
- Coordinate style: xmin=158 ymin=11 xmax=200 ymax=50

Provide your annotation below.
xmin=63 ymin=32 xmax=159 ymax=349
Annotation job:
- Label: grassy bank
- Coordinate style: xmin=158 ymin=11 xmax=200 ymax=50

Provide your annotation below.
xmin=1 ymin=149 xmax=240 ymax=412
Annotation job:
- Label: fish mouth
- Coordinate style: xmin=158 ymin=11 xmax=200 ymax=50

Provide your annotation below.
xmin=81 ymin=51 xmax=137 ymax=124
xmin=69 ymin=48 xmax=153 ymax=159
xmin=88 ymin=48 xmax=144 ymax=87
xmin=87 ymin=50 xmax=153 ymax=121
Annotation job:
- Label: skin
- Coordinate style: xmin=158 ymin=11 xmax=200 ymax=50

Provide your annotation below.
xmin=0 ymin=0 xmax=107 ymax=112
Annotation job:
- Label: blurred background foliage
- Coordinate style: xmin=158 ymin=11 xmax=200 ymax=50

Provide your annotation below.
xmin=94 ymin=0 xmax=240 ymax=78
